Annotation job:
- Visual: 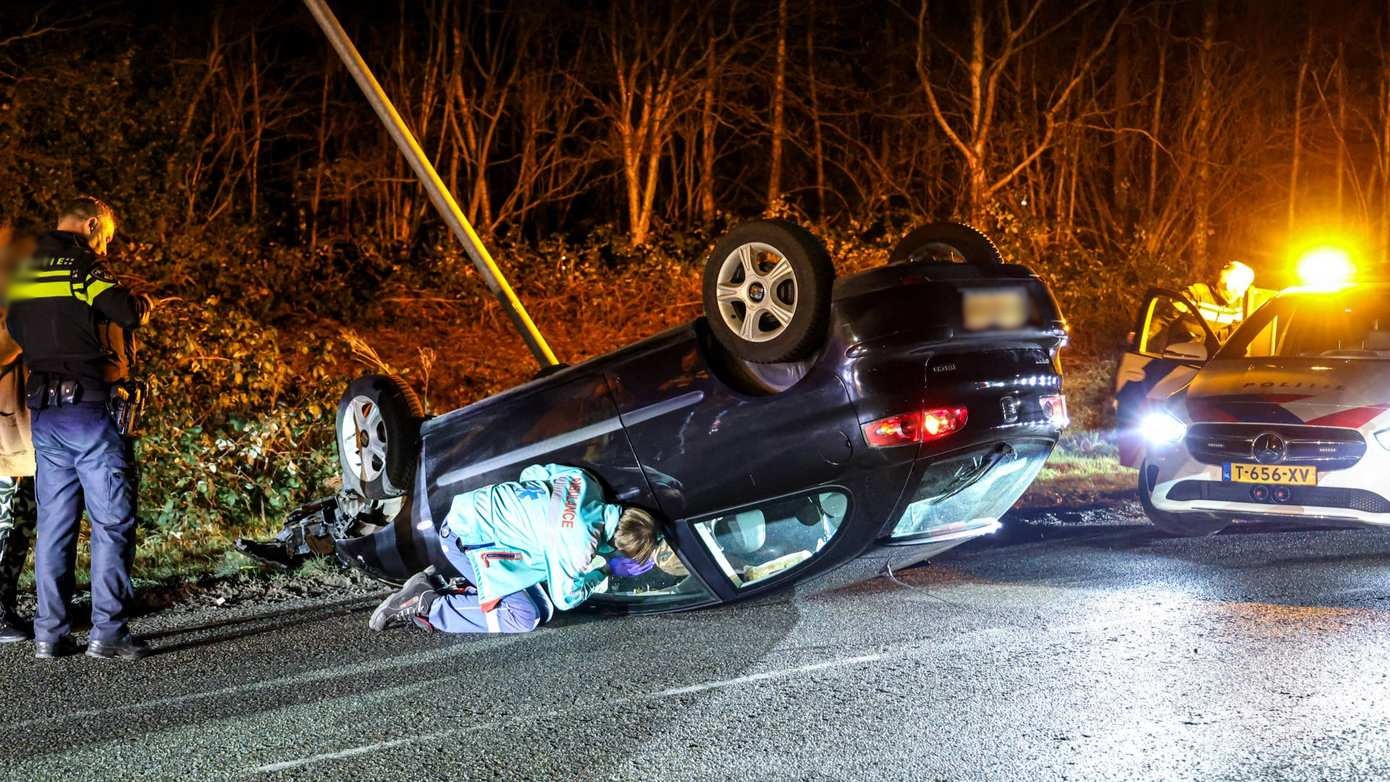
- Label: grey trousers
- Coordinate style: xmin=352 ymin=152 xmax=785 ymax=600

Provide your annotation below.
xmin=427 ymin=554 xmax=553 ymax=634
xmin=0 ymin=475 xmax=36 ymax=613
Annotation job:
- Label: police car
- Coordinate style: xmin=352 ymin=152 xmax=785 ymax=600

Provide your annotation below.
xmin=1136 ymin=260 xmax=1390 ymax=536
xmin=1111 ymin=261 xmax=1265 ymax=469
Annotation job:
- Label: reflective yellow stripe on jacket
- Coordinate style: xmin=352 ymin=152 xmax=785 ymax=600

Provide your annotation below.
xmin=8 ymin=268 xmax=113 ymax=305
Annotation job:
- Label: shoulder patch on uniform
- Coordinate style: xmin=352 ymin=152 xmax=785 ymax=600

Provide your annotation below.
xmin=88 ymin=264 xmax=116 ymax=283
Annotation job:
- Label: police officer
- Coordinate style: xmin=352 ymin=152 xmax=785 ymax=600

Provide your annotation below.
xmin=1184 ymin=260 xmax=1271 ymax=341
xmin=6 ymin=197 xmax=152 ymax=660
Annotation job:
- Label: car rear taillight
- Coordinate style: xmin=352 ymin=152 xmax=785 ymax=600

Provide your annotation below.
xmin=862 ymin=407 xmax=968 ymax=448
xmin=1040 ymin=395 xmax=1069 ymax=427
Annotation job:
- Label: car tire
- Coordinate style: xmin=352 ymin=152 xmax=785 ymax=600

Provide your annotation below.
xmin=702 ymin=220 xmax=834 ymax=364
xmin=888 ymin=222 xmax=1003 ymax=265
xmin=1137 ymin=470 xmax=1229 ymax=537
xmin=337 ymin=374 xmax=425 ymax=500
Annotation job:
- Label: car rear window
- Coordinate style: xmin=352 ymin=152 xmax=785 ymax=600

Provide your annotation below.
xmin=890 ymin=440 xmax=1051 ymax=541
xmin=1218 ymin=290 xmax=1390 ymax=360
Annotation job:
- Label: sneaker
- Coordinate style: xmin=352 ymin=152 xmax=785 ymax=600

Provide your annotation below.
xmin=369 ymin=571 xmax=438 ymax=632
xmin=0 ymin=609 xmax=29 ymax=644
xmin=86 ymin=634 xmax=152 ymax=661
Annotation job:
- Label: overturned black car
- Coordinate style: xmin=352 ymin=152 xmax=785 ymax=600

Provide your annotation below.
xmin=243 ymin=221 xmax=1069 ymax=613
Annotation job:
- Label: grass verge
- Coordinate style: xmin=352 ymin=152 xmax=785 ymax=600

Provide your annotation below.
xmin=1021 ymin=429 xmax=1135 ymax=508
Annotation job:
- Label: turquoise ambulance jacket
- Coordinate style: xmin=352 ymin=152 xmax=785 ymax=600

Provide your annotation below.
xmin=438 ymin=463 xmax=619 ymax=611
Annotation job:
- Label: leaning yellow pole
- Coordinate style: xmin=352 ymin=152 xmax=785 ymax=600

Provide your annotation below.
xmin=301 ymin=0 xmax=558 ymax=367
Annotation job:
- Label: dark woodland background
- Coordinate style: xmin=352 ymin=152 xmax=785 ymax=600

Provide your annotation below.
xmin=0 ymin=0 xmax=1383 ymax=575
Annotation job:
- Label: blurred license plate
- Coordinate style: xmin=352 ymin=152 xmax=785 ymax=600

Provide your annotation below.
xmin=1223 ymin=463 xmax=1317 ymax=485
xmin=962 ymin=288 xmax=1027 ymax=331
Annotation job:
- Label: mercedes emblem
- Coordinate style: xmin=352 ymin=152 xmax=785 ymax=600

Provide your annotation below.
xmin=1251 ymin=432 xmax=1287 ymax=464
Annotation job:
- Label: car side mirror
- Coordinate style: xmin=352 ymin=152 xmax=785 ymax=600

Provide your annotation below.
xmin=1162 ymin=341 xmax=1208 ymax=363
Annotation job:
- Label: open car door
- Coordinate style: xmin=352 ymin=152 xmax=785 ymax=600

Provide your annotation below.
xmin=1113 ymin=288 xmax=1220 ymax=467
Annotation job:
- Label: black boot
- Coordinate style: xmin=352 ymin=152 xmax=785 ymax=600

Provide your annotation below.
xmin=34 ymin=636 xmax=78 ymax=659
xmin=0 ymin=477 xmax=34 ymax=645
xmin=0 ymin=607 xmax=28 ymax=644
xmin=86 ymin=634 xmax=152 ymax=661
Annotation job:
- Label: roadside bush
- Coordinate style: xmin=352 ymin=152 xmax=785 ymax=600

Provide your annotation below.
xmin=133 ymin=299 xmax=342 ymax=569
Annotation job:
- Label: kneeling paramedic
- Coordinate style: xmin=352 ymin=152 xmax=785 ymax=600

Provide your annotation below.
xmin=6 ymin=197 xmax=152 ymax=660
xmin=370 ymin=463 xmax=661 ymax=634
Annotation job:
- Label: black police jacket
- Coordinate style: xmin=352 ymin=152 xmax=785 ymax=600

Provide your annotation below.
xmin=6 ymin=231 xmax=148 ymax=397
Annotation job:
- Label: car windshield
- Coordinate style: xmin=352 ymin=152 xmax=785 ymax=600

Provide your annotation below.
xmin=1216 ymin=289 xmax=1390 ymax=360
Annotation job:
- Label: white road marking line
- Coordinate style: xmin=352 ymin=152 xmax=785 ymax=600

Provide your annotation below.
xmin=246 ymin=608 xmax=1190 ymax=774
xmin=5 ymin=632 xmax=535 ymax=730
xmin=656 ymin=653 xmax=883 ymax=697
xmin=248 ymin=652 xmax=885 ymax=774
xmin=253 ymin=735 xmax=417 ymax=774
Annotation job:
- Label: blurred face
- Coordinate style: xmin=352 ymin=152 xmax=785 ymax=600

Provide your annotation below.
xmin=1219 ymin=263 xmax=1254 ymax=301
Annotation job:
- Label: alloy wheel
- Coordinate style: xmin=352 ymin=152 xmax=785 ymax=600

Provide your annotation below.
xmin=340 ymin=395 xmax=387 ymax=484
xmin=714 ymin=241 xmax=799 ymax=343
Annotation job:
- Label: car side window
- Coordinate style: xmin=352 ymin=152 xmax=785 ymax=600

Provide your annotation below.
xmin=1240 ymin=315 xmax=1281 ymax=357
xmin=692 ymin=490 xmax=849 ymax=588
xmin=1138 ymin=294 xmax=1209 ymax=359
xmin=599 ymin=538 xmax=716 ymax=610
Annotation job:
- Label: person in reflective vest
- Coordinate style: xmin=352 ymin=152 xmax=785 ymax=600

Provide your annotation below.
xmin=1184 ymin=260 xmax=1272 ymax=341
xmin=5 ymin=197 xmax=153 ymax=660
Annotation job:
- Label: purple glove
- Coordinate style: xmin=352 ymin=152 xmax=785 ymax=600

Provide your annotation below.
xmin=608 ymin=555 xmax=654 ymax=578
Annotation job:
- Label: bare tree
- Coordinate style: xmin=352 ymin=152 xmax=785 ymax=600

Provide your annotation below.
xmin=699 ymin=36 xmax=720 ymax=225
xmin=914 ymin=0 xmax=1125 ymax=223
xmin=309 ymin=50 xmax=333 ymax=249
xmin=1378 ymin=6 xmax=1390 ymax=253
xmin=1191 ymin=0 xmax=1216 ymax=269
xmin=806 ymin=0 xmax=826 ymax=219
xmin=766 ymin=0 xmax=788 ymax=209
xmin=489 ymin=50 xmax=595 ymax=234
xmin=599 ymin=3 xmax=702 ymax=245
xmin=1146 ymin=1 xmax=1172 ymax=220
xmin=1288 ymin=26 xmax=1312 ymax=233
xmin=1336 ymin=42 xmax=1348 ymax=216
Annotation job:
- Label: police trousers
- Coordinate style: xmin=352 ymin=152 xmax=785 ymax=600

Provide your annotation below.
xmin=31 ymin=403 xmax=136 ymax=644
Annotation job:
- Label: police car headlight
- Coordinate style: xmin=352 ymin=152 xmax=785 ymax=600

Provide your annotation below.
xmin=1141 ymin=411 xmax=1187 ymax=446
xmin=1375 ymin=428 xmax=1390 ymax=450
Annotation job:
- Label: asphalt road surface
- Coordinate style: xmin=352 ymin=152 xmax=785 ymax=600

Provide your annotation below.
xmin=4 ymin=503 xmax=1390 ymax=781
